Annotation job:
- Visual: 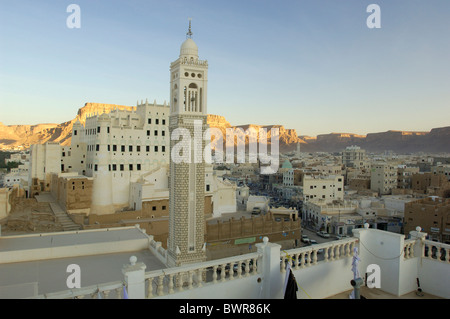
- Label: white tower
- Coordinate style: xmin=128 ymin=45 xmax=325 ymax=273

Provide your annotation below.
xmin=170 ymin=19 xmax=208 ymax=117
xmin=167 ymin=20 xmax=209 ymax=267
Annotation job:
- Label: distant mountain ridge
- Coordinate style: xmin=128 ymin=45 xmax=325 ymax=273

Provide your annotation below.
xmin=0 ymin=102 xmax=449 ymax=153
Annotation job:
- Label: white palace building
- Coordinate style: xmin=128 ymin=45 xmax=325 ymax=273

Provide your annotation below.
xmin=0 ymin=23 xmax=449 ymax=300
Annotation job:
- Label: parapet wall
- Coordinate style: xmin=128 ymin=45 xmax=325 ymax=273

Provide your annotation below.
xmin=206 ymin=213 xmax=301 ymax=250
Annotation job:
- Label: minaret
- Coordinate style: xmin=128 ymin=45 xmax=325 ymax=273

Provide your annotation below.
xmin=167 ymin=20 xmax=208 ymax=267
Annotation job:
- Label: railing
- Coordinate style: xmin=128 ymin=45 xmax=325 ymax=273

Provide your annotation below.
xmin=403 ymin=239 xmax=416 ymax=259
xmin=280 ymin=238 xmax=358 ymax=272
xmin=144 ymin=252 xmax=261 ymax=298
xmin=148 ymin=237 xmax=168 ymax=265
xmin=422 ymin=240 xmax=450 ymax=263
xmin=180 ymin=58 xmax=208 ymax=67
xmin=35 ymin=281 xmax=126 ymax=299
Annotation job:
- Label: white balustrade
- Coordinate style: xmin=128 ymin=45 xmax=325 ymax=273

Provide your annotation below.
xmin=36 ymin=281 xmax=124 ymax=299
xmin=422 ymin=240 xmax=450 ymax=264
xmin=143 ymin=252 xmax=261 ymax=298
xmin=32 ymin=233 xmax=450 ymax=299
xmin=280 ymin=238 xmax=358 ymax=273
xmin=403 ymin=239 xmax=416 ymax=259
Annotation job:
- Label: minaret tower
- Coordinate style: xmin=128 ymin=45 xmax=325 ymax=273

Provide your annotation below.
xmin=167 ymin=20 xmax=208 ymax=267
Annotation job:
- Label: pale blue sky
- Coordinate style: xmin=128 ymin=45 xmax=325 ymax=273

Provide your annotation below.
xmin=0 ymin=0 xmax=449 ymax=136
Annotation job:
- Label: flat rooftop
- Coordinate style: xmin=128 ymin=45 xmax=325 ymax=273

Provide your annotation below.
xmin=327 ymin=286 xmax=442 ymax=299
xmin=0 ymin=249 xmax=164 ymax=298
xmin=0 ymin=226 xmax=166 ymax=298
xmin=0 ymin=227 xmax=149 ymax=252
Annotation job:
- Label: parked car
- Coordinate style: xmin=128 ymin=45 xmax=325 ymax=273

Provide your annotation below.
xmin=310 ymin=239 xmax=323 ymax=254
xmin=316 ymin=231 xmax=330 ymax=238
xmin=301 ymin=235 xmax=310 ymax=244
xmin=251 ymin=207 xmax=261 ymax=215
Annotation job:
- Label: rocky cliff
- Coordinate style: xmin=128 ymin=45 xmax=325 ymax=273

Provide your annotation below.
xmin=1 ymin=102 xmax=449 ymax=153
xmin=0 ymin=103 xmax=134 ymax=150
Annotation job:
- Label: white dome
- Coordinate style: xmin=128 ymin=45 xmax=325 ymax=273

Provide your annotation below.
xmin=180 ymin=38 xmax=198 ymax=57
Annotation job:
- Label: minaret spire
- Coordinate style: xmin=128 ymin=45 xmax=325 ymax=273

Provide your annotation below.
xmin=186 ymin=18 xmax=193 ymax=39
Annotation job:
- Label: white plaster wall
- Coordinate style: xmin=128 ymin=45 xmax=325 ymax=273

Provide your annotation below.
xmin=156 ymin=276 xmax=262 ymax=299
xmin=152 ymin=256 xmax=354 ymax=299
xmin=0 ymin=229 xmax=150 ymax=264
xmin=399 ymin=257 xmax=420 ymax=296
xmin=212 ymin=178 xmax=236 ymax=217
xmin=291 ymin=258 xmax=354 ymax=299
xmin=353 ymin=228 xmax=403 ymax=296
xmin=418 ymin=258 xmax=450 ymax=299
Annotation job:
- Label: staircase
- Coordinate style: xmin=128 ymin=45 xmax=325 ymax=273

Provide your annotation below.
xmin=49 ymin=203 xmax=82 ymax=231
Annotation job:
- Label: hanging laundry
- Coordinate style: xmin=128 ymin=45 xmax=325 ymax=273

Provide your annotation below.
xmin=123 ymin=285 xmax=129 ymax=299
xmin=283 ymin=262 xmax=298 ymax=299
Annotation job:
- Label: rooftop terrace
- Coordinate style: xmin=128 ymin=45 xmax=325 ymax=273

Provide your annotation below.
xmin=0 ymin=224 xmax=448 ymax=299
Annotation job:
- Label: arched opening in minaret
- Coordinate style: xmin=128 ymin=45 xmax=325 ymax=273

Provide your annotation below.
xmin=188 ymin=83 xmax=198 ymax=112
xmin=183 ymin=86 xmax=187 ymax=111
xmin=172 ymin=84 xmax=178 ymax=112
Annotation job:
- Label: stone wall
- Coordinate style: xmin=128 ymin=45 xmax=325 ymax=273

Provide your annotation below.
xmin=206 ymin=213 xmax=301 ymax=254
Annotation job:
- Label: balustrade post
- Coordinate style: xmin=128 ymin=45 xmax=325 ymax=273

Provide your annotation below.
xmin=280 ymin=256 xmax=286 ymax=273
xmin=255 ymin=237 xmax=282 ymax=299
xmin=229 ymin=263 xmax=235 ymax=280
xmin=335 ymin=244 xmax=341 ymax=259
xmin=300 ymin=252 xmax=305 ymax=268
xmin=428 ymin=244 xmax=433 ymax=259
xmin=115 ymin=287 xmax=121 ymax=299
xmin=196 ymin=268 xmax=204 ymax=287
xmin=237 ymin=261 xmax=243 ymax=278
xmin=306 ymin=251 xmax=312 ymax=267
xmin=221 ymin=264 xmax=227 ymax=282
xmin=252 ymin=257 xmax=258 ymax=274
xmin=147 ymin=278 xmax=154 ymax=298
xmin=324 ymin=246 xmax=329 ymax=262
xmin=177 ymin=273 xmax=184 ymax=292
xmin=188 ymin=271 xmax=194 ymax=289
xmin=436 ymin=245 xmax=441 ymax=261
xmin=409 ymin=229 xmax=427 ymax=259
xmin=212 ymin=265 xmax=218 ymax=283
xmin=244 ymin=259 xmax=251 ymax=277
xmin=312 ymin=250 xmax=318 ymax=265
xmin=122 ymin=256 xmax=147 ymax=299
xmin=293 ymin=253 xmax=299 ymax=270
xmin=348 ymin=241 xmax=354 ymax=257
xmin=157 ymin=275 xmax=164 ymax=296
xmin=168 ymin=274 xmax=175 ymax=294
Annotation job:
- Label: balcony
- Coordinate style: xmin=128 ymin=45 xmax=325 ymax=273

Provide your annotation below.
xmin=26 ymin=225 xmax=449 ymax=299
